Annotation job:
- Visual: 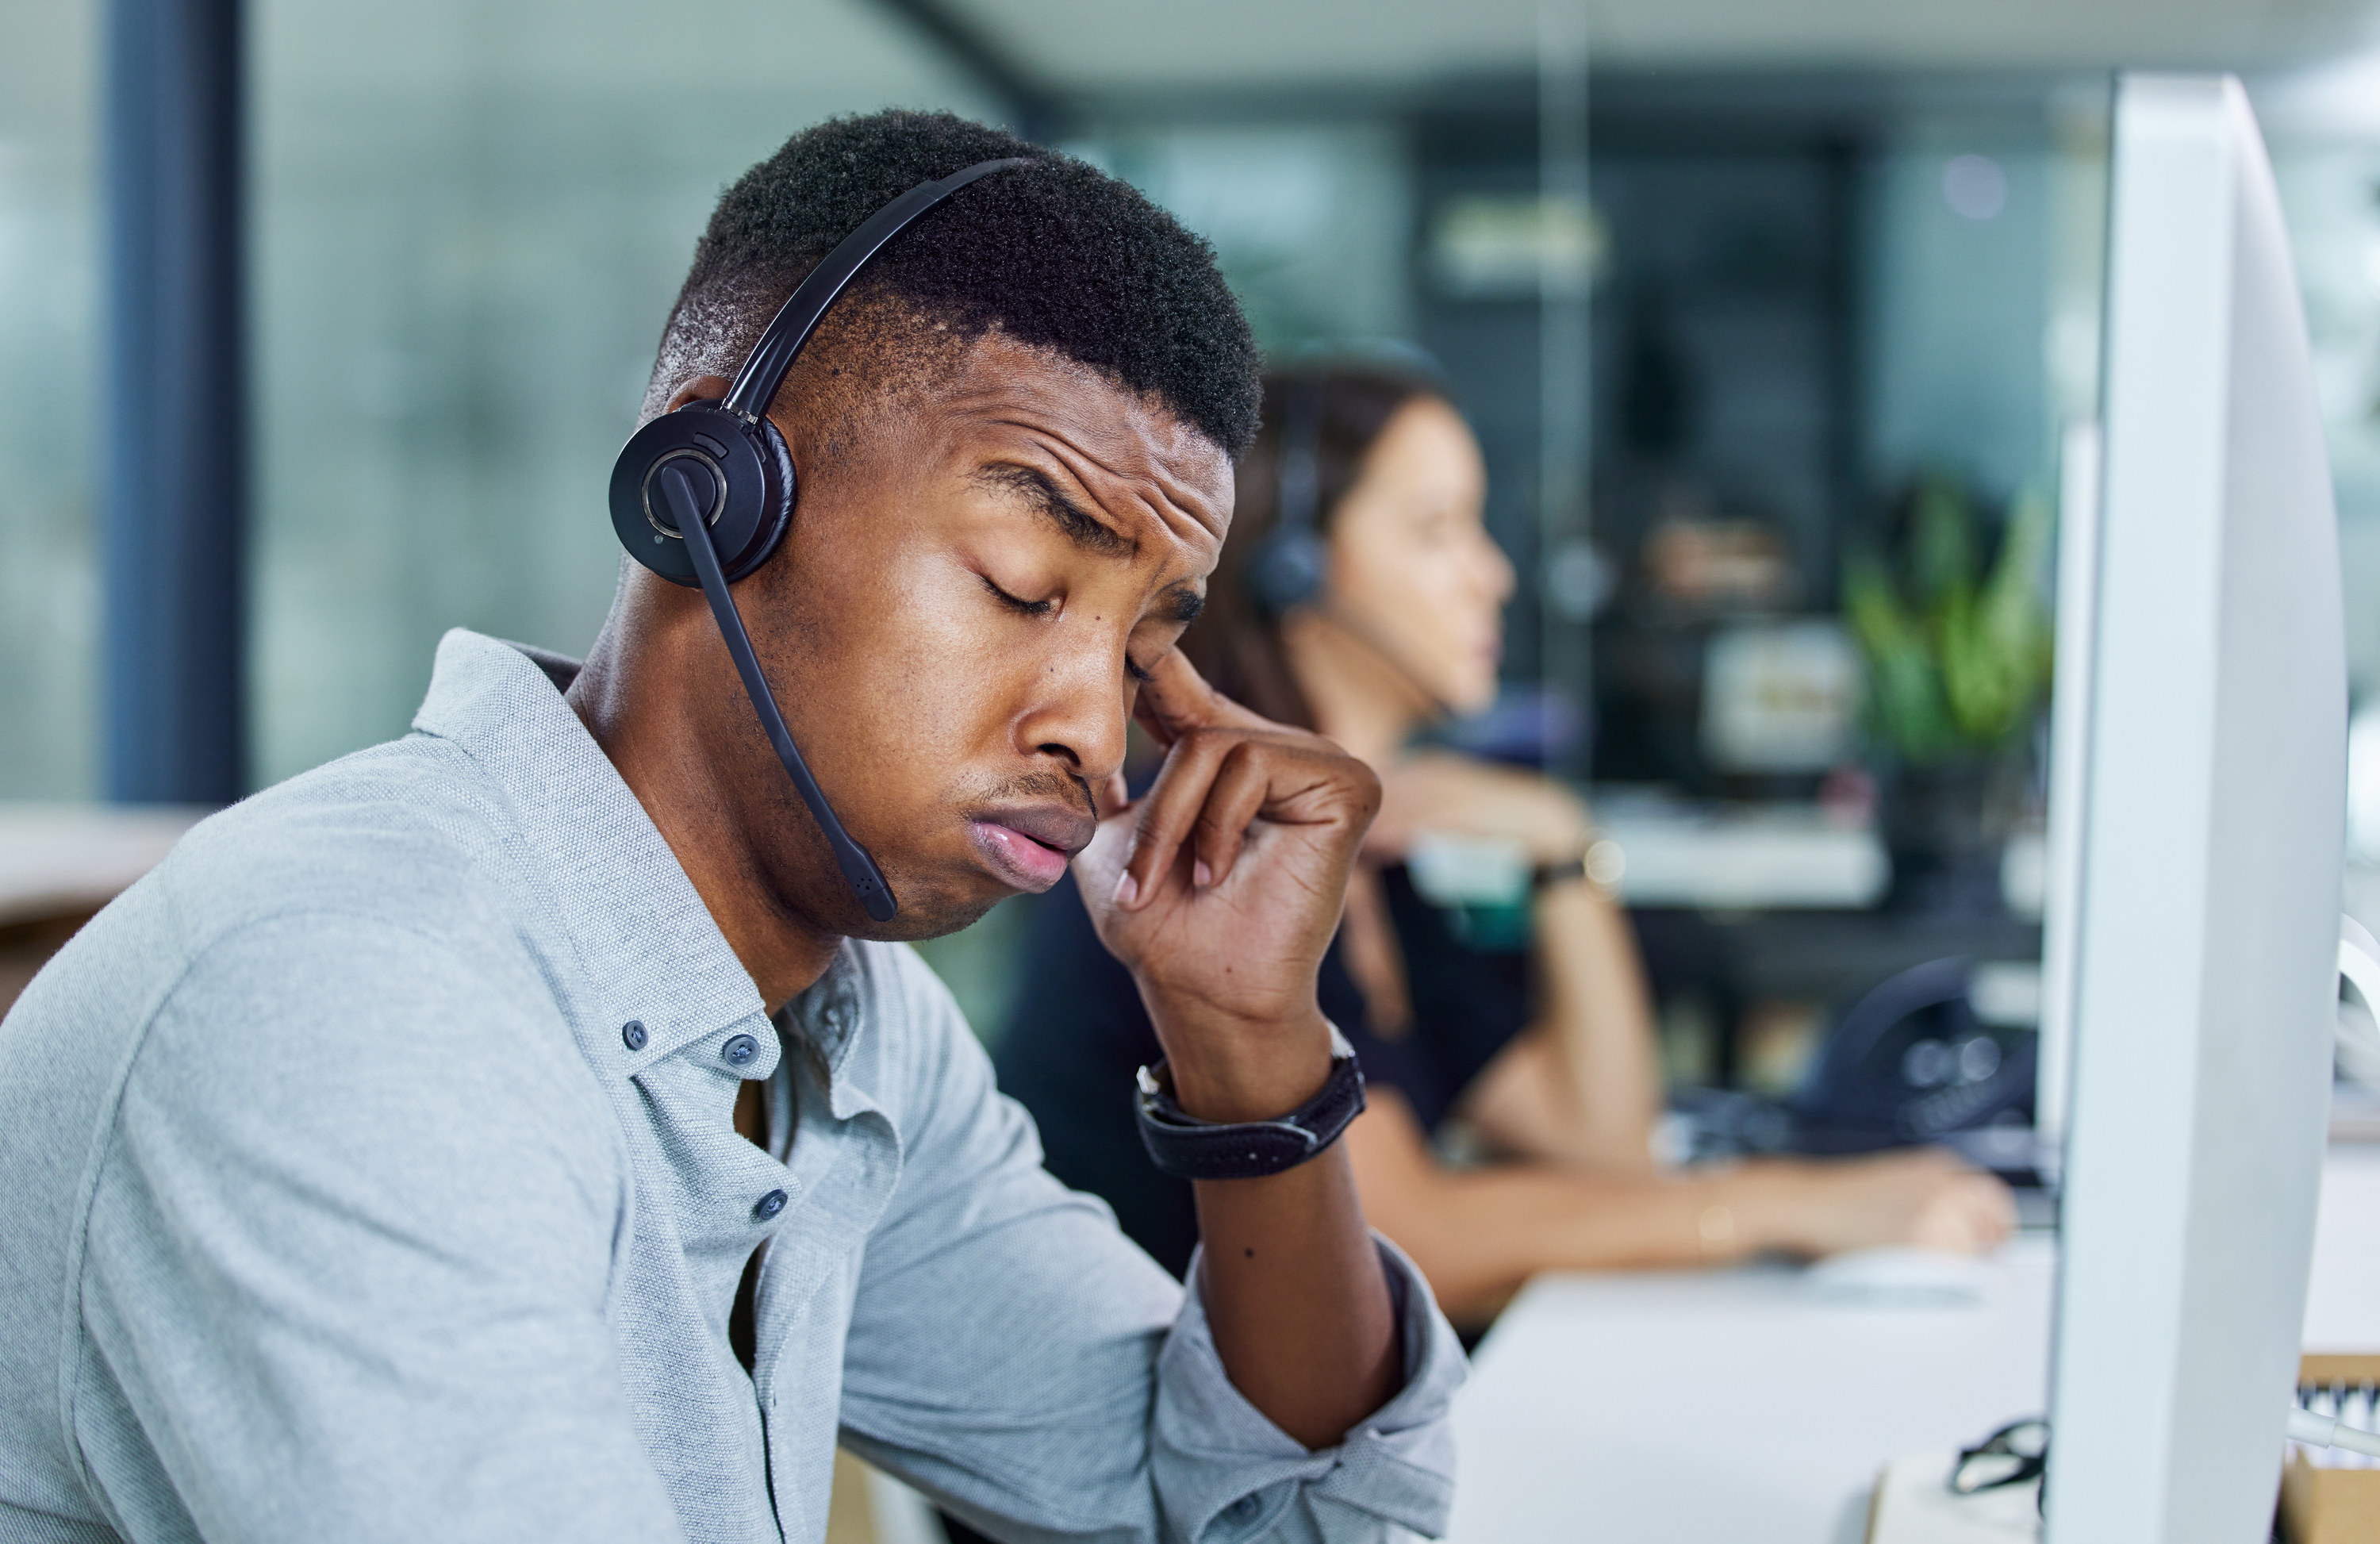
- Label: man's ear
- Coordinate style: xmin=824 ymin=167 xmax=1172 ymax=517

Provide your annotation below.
xmin=664 ymin=374 xmax=734 ymax=414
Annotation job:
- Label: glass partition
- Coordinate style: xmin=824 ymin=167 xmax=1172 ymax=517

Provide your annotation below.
xmin=248 ymin=0 xmax=1000 ymax=785
xmin=0 ymin=1 xmax=99 ymax=799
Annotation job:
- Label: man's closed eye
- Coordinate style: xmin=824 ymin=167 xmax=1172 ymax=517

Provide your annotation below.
xmin=982 ymin=574 xmax=1054 ymax=617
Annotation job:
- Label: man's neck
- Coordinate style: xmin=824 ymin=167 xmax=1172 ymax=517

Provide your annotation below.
xmin=566 ymin=619 xmax=844 ymax=1013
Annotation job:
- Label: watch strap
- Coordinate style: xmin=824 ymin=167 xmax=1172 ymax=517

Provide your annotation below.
xmin=1134 ymin=1035 xmax=1366 ymax=1181
xmin=1532 ymin=855 xmax=1589 ymax=891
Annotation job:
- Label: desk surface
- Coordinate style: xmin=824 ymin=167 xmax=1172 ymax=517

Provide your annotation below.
xmin=1449 ymin=1237 xmax=2056 ymax=1543
xmin=1448 ymin=1148 xmax=2380 ymax=1543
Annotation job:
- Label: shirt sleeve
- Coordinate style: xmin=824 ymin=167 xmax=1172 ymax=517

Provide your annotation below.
xmin=835 ymin=950 xmax=1467 ymax=1544
xmin=75 ymin=909 xmax=685 ymax=1544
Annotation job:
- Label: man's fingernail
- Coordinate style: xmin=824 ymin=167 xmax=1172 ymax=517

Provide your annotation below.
xmin=1113 ymin=871 xmax=1140 ymax=907
xmin=1193 ymin=859 xmax=1212 ymax=889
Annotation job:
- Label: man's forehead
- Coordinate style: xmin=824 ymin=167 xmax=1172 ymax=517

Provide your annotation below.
xmin=931 ymin=335 xmax=1234 ymax=549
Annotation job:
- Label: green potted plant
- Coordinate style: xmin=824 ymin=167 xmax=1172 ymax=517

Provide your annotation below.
xmin=1841 ymin=474 xmax=2055 ymax=912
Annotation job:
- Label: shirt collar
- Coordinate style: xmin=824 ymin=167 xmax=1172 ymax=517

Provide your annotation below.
xmin=410 ymin=628 xmax=767 ymax=1066
xmin=778 ymin=942 xmax=869 ymax=1100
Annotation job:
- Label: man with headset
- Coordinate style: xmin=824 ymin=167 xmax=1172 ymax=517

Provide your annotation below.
xmin=0 ymin=113 xmax=1462 ymax=1543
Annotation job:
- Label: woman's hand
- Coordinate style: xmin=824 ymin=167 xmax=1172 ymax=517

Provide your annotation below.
xmin=1368 ymin=750 xmax=1593 ymax=866
xmin=1726 ymin=1148 xmax=2018 ymax=1258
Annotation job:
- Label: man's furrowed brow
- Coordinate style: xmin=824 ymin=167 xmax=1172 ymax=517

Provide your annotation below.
xmin=979 ymin=464 xmax=1134 ymax=559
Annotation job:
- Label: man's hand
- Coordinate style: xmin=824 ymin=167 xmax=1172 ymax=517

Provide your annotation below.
xmin=1073 ymin=649 xmax=1403 ymax=1450
xmin=1075 ymin=650 xmax=1380 ymax=1123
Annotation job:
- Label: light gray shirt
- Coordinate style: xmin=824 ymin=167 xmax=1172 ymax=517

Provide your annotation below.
xmin=0 ymin=629 xmax=1464 ymax=1544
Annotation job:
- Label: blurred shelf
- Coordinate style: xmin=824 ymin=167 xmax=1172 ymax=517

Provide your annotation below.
xmin=0 ymin=802 xmax=208 ymax=929
xmin=1591 ymin=788 xmax=1887 ymax=910
xmin=1709 ymin=910 xmax=2043 ymax=1005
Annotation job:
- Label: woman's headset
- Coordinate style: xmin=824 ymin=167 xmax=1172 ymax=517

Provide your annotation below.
xmin=1247 ymin=374 xmax=1330 ymax=616
xmin=606 ymin=156 xmax=1027 ymax=924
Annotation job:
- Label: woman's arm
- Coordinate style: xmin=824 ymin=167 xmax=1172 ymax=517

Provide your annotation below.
xmin=1459 ymin=874 xmax=1664 ymax=1171
xmin=1372 ymin=752 xmax=1668 ymax=1170
xmin=1345 ymin=1089 xmax=2016 ymax=1324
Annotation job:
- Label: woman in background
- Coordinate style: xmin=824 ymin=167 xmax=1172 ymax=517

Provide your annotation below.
xmin=995 ymin=363 xmax=2013 ymax=1326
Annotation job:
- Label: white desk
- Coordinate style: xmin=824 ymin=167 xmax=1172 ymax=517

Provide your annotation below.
xmin=1448 ymin=1239 xmax=2054 ymax=1543
xmin=1447 ymin=1150 xmax=2380 ymax=1543
xmin=2302 ymin=1145 xmax=2380 ymax=1354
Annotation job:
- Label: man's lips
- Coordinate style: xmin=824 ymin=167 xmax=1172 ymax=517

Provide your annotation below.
xmin=966 ymin=803 xmax=1096 ymax=892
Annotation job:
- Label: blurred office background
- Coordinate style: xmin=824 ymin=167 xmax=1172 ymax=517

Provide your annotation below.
xmin=11 ymin=0 xmax=2380 ymax=1089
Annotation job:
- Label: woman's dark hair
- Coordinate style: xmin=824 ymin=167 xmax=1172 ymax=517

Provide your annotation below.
xmin=1184 ymin=362 xmax=1444 ymax=728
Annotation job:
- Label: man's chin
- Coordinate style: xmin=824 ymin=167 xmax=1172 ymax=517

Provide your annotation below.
xmin=837 ymin=862 xmax=1031 ymax=945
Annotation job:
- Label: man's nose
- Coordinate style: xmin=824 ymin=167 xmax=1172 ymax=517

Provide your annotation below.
xmin=1015 ymin=639 xmax=1130 ymax=782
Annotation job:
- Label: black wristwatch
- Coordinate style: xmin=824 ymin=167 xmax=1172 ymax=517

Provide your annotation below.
xmin=1532 ymin=855 xmax=1589 ymax=891
xmin=1134 ymin=1025 xmax=1367 ymax=1181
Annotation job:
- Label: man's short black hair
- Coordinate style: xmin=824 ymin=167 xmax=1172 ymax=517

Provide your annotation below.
xmin=655 ymin=110 xmax=1261 ymax=459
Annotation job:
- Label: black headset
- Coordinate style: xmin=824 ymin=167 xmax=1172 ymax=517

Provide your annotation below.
xmin=607 ymin=156 xmax=1028 ymax=924
xmin=1247 ymin=372 xmax=1330 ymax=616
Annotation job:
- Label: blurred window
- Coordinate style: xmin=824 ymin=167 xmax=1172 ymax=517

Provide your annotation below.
xmin=248 ymin=0 xmax=1000 ymax=784
xmin=2257 ymin=68 xmax=2380 ymax=723
xmin=0 ymin=2 xmax=100 ymax=799
xmin=1068 ymin=122 xmax=1416 ymax=353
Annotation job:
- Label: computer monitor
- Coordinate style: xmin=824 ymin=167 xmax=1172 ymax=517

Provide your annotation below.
xmin=2043 ymin=74 xmax=2347 ymax=1544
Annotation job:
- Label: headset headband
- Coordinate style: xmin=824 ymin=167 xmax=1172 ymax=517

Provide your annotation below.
xmin=723 ymin=157 xmax=1030 ymax=423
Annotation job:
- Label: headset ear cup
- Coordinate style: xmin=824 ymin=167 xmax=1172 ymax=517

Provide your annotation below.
xmin=727 ymin=413 xmax=796 ymax=582
xmin=1250 ymin=529 xmax=1328 ymax=616
xmin=607 ymin=401 xmax=795 ymax=586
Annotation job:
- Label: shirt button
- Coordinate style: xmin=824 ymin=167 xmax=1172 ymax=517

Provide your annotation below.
xmin=754 ymin=1189 xmax=788 ymax=1220
xmin=721 ymin=1033 xmax=759 ymax=1066
xmin=1226 ymin=1494 xmax=1260 ymax=1523
xmin=621 ymin=1020 xmax=647 ymax=1051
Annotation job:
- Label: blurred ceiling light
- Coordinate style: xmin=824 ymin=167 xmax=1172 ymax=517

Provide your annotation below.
xmin=1942 ymin=154 xmax=2008 ymax=221
xmin=1428 ymin=192 xmax=1605 ymax=299
xmin=941 ymin=0 xmax=2378 ymax=94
